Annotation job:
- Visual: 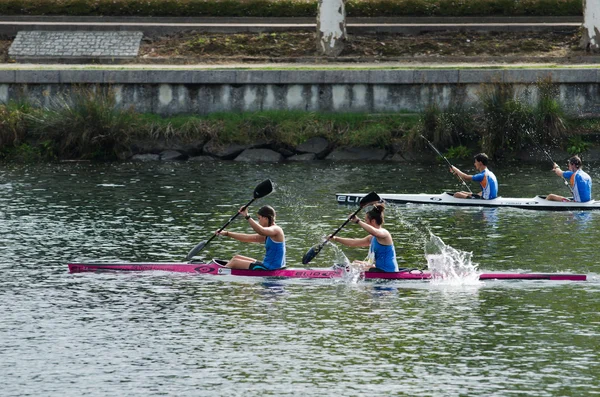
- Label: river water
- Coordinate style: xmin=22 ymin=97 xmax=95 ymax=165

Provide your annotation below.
xmin=1 ymin=160 xmax=599 ymax=396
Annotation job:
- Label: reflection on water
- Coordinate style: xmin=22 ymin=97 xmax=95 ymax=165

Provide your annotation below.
xmin=480 ymin=207 xmax=499 ymax=229
xmin=570 ymin=211 xmax=593 ymax=231
xmin=1 ymin=161 xmax=600 ymax=396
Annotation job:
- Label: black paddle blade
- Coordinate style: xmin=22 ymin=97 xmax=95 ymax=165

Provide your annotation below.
xmin=302 ymin=244 xmax=322 ymax=265
xmin=254 ymin=179 xmax=274 ymax=199
xmin=360 ymin=191 xmax=381 ymax=207
xmin=185 ymin=240 xmax=207 ymax=261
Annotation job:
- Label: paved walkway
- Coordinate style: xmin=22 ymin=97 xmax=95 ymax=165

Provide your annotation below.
xmin=8 ymin=31 xmax=143 ymax=62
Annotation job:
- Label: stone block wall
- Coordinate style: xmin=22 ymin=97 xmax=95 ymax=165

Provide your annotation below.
xmin=0 ymin=68 xmax=599 ymax=115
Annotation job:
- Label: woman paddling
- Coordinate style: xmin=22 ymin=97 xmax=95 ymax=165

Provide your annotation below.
xmin=216 ymin=205 xmax=286 ymax=270
xmin=330 ymin=203 xmax=399 ymax=272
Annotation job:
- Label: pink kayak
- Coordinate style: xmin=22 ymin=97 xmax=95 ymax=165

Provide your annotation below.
xmin=67 ymin=261 xmax=587 ymax=281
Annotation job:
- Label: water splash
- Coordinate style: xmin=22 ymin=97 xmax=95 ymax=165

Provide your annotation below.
xmin=424 ymin=234 xmax=481 ymax=285
xmin=341 ymin=264 xmax=364 ymax=284
xmin=329 ymin=246 xmax=364 ymax=284
xmin=330 ymin=244 xmax=350 ymax=266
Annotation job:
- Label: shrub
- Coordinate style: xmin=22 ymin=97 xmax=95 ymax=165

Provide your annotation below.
xmin=567 ymin=136 xmax=591 ymax=156
xmin=437 ymin=103 xmax=476 ymax=146
xmin=420 ymin=103 xmax=442 ymax=146
xmin=477 ymin=83 xmax=535 ymax=158
xmin=444 ymin=145 xmax=471 ymax=160
xmin=533 ymin=76 xmax=568 ymax=145
xmin=418 ymin=103 xmax=475 ymax=150
xmin=25 ymin=86 xmax=139 ymax=160
xmin=0 ymin=102 xmax=30 ymax=149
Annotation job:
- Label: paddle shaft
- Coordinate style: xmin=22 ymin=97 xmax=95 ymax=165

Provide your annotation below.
xmin=186 ymin=179 xmax=274 ymax=261
xmin=421 ymin=136 xmax=473 ymax=194
xmin=525 ymin=131 xmax=573 ymax=194
xmin=329 ymin=205 xmax=363 ymax=241
xmin=202 ymin=198 xmax=257 ymax=248
xmin=308 ymin=205 xmax=362 ymax=254
xmin=301 ymin=191 xmax=380 ymax=265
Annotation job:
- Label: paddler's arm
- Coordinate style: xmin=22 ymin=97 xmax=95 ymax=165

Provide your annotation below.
xmin=450 ymin=166 xmax=473 ymax=181
xmin=234 ymin=206 xmax=268 ymax=241
xmin=330 ymin=234 xmax=371 ymax=247
xmin=217 ymin=230 xmax=264 ymax=243
xmin=353 ymin=218 xmax=388 ymax=239
xmin=246 ymin=217 xmax=280 ymax=239
xmin=552 ymin=163 xmax=565 ymax=177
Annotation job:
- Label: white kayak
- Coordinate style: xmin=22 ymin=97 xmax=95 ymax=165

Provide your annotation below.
xmin=336 ymin=192 xmax=600 ymax=211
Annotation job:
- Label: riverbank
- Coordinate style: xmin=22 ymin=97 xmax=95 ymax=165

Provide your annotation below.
xmin=1 ymin=13 xmax=597 ymax=163
xmin=2 ymin=88 xmax=600 ymax=163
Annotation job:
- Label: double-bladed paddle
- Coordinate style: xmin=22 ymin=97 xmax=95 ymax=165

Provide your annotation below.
xmin=185 ymin=179 xmax=274 ymax=261
xmin=302 ymin=191 xmax=381 ymax=265
xmin=524 ymin=130 xmax=573 ymax=195
xmin=421 ymin=135 xmax=473 ymax=194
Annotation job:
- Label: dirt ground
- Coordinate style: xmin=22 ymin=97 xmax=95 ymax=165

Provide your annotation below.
xmin=0 ymin=39 xmax=11 ymax=63
xmin=135 ymin=29 xmax=586 ymax=64
xmin=0 ymin=29 xmax=592 ymax=64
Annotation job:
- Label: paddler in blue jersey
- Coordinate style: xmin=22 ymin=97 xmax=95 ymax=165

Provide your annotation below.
xmin=330 ymin=203 xmax=399 ymax=272
xmin=216 ymin=205 xmax=286 ymax=270
xmin=450 ymin=152 xmax=498 ymax=199
xmin=547 ymin=156 xmax=592 ymax=203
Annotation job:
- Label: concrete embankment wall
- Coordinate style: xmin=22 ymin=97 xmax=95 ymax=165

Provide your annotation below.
xmin=0 ymin=69 xmax=599 ymax=115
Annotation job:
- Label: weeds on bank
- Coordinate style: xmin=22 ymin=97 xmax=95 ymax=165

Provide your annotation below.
xmin=444 ymin=145 xmax=471 ymax=160
xmin=478 ymin=82 xmax=535 ymax=158
xmin=533 ymin=76 xmax=567 ymax=144
xmin=0 ymin=79 xmax=580 ymax=162
xmin=477 ymin=78 xmax=569 ymax=158
xmin=26 ymin=87 xmax=138 ymax=160
xmin=0 ymin=0 xmax=582 ymax=17
xmin=567 ymin=136 xmax=592 ymax=156
xmin=0 ymin=101 xmax=30 ymax=148
xmin=418 ymin=103 xmax=475 ymax=150
xmin=405 ymin=79 xmax=571 ymax=159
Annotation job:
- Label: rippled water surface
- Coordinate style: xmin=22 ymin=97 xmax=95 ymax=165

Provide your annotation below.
xmin=1 ymin=161 xmax=599 ymax=396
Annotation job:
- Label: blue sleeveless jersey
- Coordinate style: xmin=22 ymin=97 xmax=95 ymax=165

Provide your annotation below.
xmin=369 ymin=237 xmax=399 ymax=272
xmin=262 ymin=236 xmax=286 ymax=270
xmin=563 ymin=169 xmax=592 ymax=202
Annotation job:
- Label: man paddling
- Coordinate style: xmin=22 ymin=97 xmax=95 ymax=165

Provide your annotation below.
xmin=449 ymin=153 xmax=498 ymax=200
xmin=216 ymin=205 xmax=286 ymax=270
xmin=547 ymin=156 xmax=592 ymax=203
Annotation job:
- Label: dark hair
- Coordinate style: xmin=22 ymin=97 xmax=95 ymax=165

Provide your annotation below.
xmin=569 ymin=156 xmax=582 ymax=168
xmin=474 ymin=153 xmax=489 ymax=166
xmin=257 ymin=205 xmax=276 ymax=226
xmin=366 ymin=203 xmax=385 ymax=225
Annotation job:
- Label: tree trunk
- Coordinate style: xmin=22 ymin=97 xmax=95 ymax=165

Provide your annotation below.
xmin=582 ymin=0 xmax=600 ymax=52
xmin=316 ymin=0 xmax=347 ymax=57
